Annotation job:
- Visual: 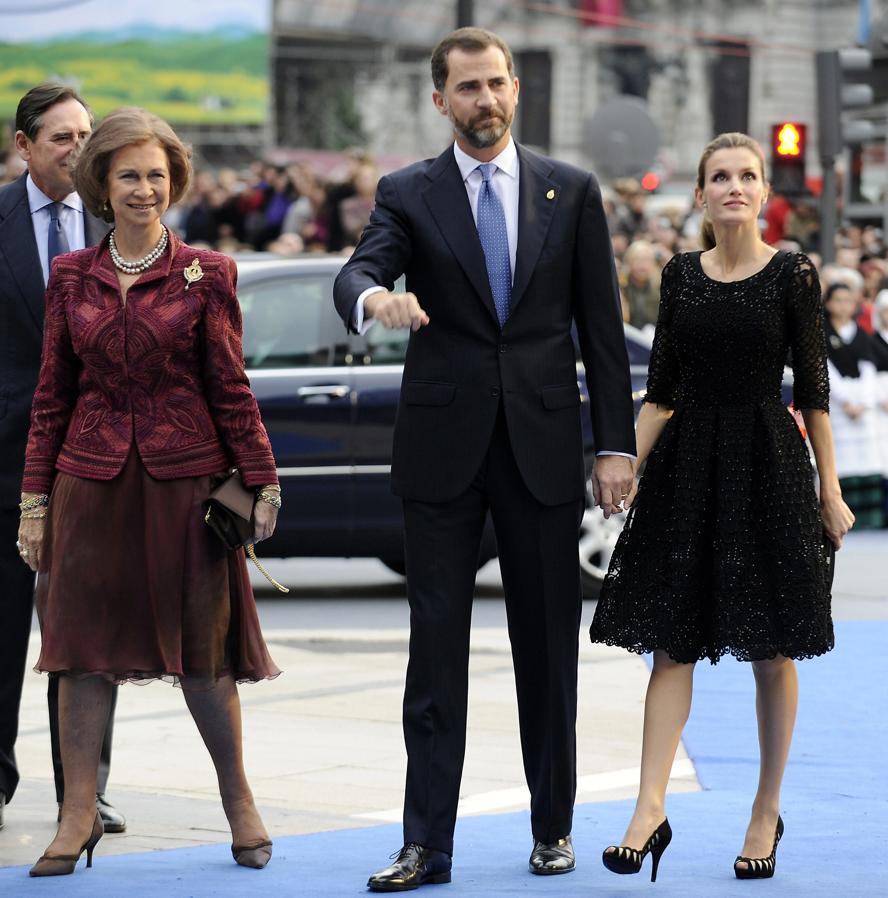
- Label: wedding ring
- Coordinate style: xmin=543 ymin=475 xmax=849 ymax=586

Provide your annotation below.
xmin=620 ymin=493 xmax=629 ymax=498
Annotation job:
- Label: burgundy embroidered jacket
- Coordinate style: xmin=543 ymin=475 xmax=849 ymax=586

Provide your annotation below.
xmin=22 ymin=233 xmax=277 ymax=493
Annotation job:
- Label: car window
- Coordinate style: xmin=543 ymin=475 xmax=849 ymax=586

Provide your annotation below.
xmin=238 ymin=275 xmax=337 ymax=368
xmin=362 ymin=320 xmax=411 ymax=365
xmin=355 ymin=276 xmax=410 ymax=365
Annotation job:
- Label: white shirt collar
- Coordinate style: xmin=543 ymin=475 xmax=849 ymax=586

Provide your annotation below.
xmin=26 ymin=173 xmax=83 ymax=215
xmin=452 ymin=136 xmax=519 ymax=183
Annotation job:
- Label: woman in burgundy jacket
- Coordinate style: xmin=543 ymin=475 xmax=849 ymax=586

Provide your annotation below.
xmin=17 ymin=108 xmax=280 ymax=876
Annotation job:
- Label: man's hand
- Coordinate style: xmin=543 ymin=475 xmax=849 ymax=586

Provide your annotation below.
xmin=365 ymin=291 xmax=430 ymax=331
xmin=591 ymin=455 xmax=635 ymax=519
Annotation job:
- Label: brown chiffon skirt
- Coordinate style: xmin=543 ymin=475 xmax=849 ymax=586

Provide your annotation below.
xmin=34 ymin=448 xmax=280 ymax=686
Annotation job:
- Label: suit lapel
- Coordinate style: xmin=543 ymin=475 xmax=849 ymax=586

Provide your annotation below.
xmin=511 ymin=145 xmax=558 ymax=313
xmin=421 ymin=147 xmax=500 ymax=327
xmin=0 ymin=174 xmax=47 ymax=335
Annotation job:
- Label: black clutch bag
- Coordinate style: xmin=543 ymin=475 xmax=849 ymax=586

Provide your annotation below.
xmin=823 ymin=529 xmax=836 ymax=591
xmin=204 ymin=471 xmax=288 ymax=593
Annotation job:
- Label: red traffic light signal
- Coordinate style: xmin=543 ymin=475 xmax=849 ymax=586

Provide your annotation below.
xmin=770 ymin=122 xmax=807 ymax=195
xmin=775 ymin=122 xmax=805 ymax=156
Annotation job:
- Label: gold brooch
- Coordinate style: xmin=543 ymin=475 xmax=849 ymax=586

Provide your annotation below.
xmin=184 ymin=258 xmax=204 ymax=290
xmin=546 ymin=189 xmax=555 ymax=200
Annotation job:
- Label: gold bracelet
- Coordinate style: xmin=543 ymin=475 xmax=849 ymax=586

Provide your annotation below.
xmin=20 ymin=510 xmax=47 ymax=520
xmin=257 ymin=491 xmax=282 ymax=509
xmin=19 ymin=494 xmax=49 ymax=512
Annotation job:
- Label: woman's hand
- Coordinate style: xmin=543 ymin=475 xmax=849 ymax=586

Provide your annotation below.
xmin=821 ymin=493 xmax=855 ymax=549
xmin=17 ymin=517 xmax=45 ymax=572
xmin=253 ymin=485 xmax=280 ymax=543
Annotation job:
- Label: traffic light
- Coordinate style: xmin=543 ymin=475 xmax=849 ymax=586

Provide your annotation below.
xmin=815 ymin=48 xmax=876 ymax=161
xmin=770 ymin=122 xmax=807 ymax=195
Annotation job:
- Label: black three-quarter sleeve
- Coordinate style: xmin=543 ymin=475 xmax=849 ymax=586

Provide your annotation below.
xmin=787 ymin=252 xmax=830 ymax=412
xmin=643 ymin=253 xmax=681 ymax=408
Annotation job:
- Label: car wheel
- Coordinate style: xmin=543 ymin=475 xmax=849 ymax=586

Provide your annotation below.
xmin=578 ymin=478 xmax=627 ymax=598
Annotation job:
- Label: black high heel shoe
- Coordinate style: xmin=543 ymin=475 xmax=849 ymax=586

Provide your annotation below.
xmin=734 ymin=815 xmax=783 ymax=879
xmin=30 ymin=810 xmax=104 ymax=877
xmin=602 ymin=818 xmax=672 ymax=882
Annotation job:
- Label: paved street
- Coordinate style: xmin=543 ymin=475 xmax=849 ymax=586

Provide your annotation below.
xmin=0 ymin=531 xmax=884 ymax=880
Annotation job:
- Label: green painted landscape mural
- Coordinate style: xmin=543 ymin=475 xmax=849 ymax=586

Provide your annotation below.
xmin=0 ymin=29 xmax=268 ymax=125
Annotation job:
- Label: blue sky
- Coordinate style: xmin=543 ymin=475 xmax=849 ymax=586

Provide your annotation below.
xmin=0 ymin=0 xmax=269 ymax=42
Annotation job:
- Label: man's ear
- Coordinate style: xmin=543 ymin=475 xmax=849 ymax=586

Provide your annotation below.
xmin=14 ymin=130 xmax=31 ymax=163
xmin=432 ymin=90 xmax=448 ymax=118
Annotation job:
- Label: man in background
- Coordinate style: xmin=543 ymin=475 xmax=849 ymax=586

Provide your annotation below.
xmin=0 ymin=82 xmax=124 ymax=833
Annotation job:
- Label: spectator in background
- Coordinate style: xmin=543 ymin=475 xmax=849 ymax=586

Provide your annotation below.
xmin=612 ymin=178 xmax=648 ymax=239
xmin=253 ymin=165 xmax=296 ymax=250
xmin=282 ymin=161 xmax=329 ymax=250
xmin=338 ymin=159 xmax=379 ymax=250
xmin=871 ymin=290 xmax=888 ymax=521
xmin=823 ymin=282 xmax=885 ymax=529
xmin=183 ymin=170 xmax=220 ymax=246
xmin=620 ymin=239 xmax=660 ymax=332
xmin=323 ymin=149 xmax=371 ymax=252
xmin=782 ymin=196 xmax=819 ymax=253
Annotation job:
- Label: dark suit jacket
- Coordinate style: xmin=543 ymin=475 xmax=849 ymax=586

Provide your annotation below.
xmin=22 ymin=231 xmax=277 ymax=494
xmin=0 ymin=173 xmax=108 ymax=507
xmin=334 ymin=143 xmax=636 ymax=506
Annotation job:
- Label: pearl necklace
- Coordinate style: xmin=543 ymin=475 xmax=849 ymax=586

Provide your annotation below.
xmin=109 ymin=226 xmax=169 ymax=274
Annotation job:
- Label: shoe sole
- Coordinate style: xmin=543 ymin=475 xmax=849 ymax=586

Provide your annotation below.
xmin=101 ymin=822 xmax=126 ymax=834
xmin=367 ymin=872 xmax=452 ymax=891
xmin=529 ymin=863 xmax=575 ymax=875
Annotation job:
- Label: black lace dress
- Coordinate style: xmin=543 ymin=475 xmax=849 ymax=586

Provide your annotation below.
xmin=589 ymin=251 xmax=834 ymax=664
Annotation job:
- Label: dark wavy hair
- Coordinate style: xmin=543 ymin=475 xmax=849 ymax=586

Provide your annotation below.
xmin=15 ymin=82 xmax=92 ymax=140
xmin=430 ymin=27 xmax=515 ymax=92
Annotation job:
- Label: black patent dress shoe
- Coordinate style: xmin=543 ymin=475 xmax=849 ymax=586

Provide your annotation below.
xmin=529 ymin=835 xmax=575 ymax=875
xmin=367 ymin=843 xmax=452 ymax=892
xmin=96 ymin=794 xmax=126 ymax=833
xmin=0 ymin=792 xmax=6 ymax=830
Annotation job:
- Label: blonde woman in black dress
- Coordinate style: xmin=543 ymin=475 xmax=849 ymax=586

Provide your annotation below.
xmin=590 ymin=133 xmax=855 ymax=881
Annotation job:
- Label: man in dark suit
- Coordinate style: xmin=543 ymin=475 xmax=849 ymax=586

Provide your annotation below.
xmin=0 ymin=83 xmax=124 ymax=833
xmin=334 ymin=28 xmax=636 ymax=891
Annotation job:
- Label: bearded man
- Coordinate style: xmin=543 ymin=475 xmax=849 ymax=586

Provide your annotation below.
xmin=334 ymin=27 xmax=635 ymax=891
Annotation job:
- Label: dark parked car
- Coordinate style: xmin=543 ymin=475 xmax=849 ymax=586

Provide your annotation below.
xmin=235 ymin=254 xmax=652 ymax=596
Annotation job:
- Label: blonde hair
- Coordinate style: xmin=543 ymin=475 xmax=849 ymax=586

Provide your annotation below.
xmin=73 ymin=107 xmax=192 ymax=222
xmin=696 ymin=132 xmax=767 ymax=250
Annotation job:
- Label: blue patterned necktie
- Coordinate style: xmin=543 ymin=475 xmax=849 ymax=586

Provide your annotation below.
xmin=476 ymin=163 xmax=511 ymax=327
xmin=47 ymin=202 xmax=70 ymax=271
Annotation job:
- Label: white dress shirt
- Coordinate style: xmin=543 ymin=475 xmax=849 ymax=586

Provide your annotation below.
xmin=26 ymin=174 xmax=86 ymax=285
xmin=351 ymin=140 xmax=633 ymax=461
xmin=353 ymin=139 xmax=520 ymax=332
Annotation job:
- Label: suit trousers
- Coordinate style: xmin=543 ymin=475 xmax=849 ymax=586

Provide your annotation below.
xmin=0 ymin=507 xmax=36 ymax=802
xmin=401 ymin=408 xmax=584 ymax=856
xmin=0 ymin=508 xmax=117 ymax=805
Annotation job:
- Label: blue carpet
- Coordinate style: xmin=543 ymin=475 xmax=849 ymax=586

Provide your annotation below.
xmin=3 ymin=621 xmax=886 ymax=896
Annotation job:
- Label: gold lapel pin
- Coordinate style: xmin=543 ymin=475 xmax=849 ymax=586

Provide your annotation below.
xmin=546 ymin=189 xmax=555 ymax=200
xmin=184 ymin=258 xmax=204 ymax=290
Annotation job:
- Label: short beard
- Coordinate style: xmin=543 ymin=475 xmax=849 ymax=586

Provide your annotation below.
xmin=447 ymin=107 xmax=512 ymax=149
